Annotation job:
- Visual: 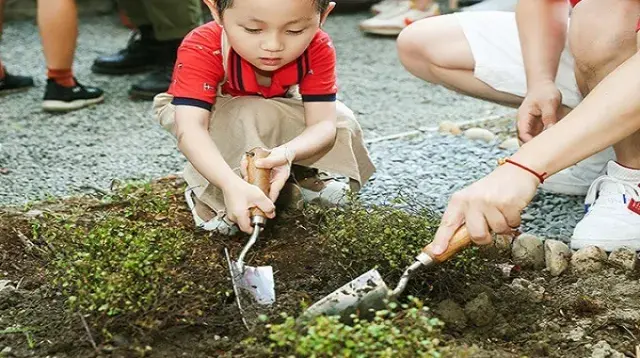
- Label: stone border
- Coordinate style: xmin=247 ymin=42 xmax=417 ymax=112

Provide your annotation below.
xmin=496 ymin=233 xmax=638 ymax=276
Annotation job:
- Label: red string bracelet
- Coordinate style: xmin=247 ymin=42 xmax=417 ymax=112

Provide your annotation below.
xmin=498 ymin=158 xmax=548 ymax=184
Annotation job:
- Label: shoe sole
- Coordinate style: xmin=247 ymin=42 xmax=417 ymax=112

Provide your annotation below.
xmin=570 ymin=238 xmax=640 ymax=252
xmin=0 ymin=87 xmax=33 ymax=96
xmin=42 ymin=95 xmax=105 ymax=113
xmin=91 ymin=64 xmax=155 ymax=75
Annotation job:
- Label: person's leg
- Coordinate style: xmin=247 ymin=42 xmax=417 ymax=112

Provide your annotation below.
xmin=0 ymin=57 xmax=35 ymax=95
xmin=92 ymin=0 xmax=158 ymax=75
xmin=37 ymin=0 xmax=77 ymax=87
xmin=37 ymin=0 xmax=104 ymax=112
xmin=128 ymin=0 xmax=202 ymax=101
xmin=568 ymin=0 xmax=640 ymax=250
xmin=397 ymin=14 xmax=525 ymax=108
xmin=397 ymin=11 xmax=614 ymax=196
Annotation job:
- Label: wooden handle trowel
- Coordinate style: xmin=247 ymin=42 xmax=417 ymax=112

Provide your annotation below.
xmin=302 ymin=227 xmax=472 ymax=322
xmin=224 ymin=148 xmax=276 ymax=327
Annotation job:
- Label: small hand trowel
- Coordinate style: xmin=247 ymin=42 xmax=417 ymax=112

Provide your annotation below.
xmin=225 ymin=148 xmax=276 ymax=327
xmin=302 ymin=226 xmax=472 ymax=321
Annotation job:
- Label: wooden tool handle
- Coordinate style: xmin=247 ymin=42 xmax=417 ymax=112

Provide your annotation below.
xmin=246 ymin=147 xmax=271 ymax=218
xmin=422 ymin=226 xmax=471 ymax=263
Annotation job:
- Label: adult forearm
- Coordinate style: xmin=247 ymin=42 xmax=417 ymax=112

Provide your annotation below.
xmin=516 ymin=0 xmax=570 ymax=88
xmin=512 ymin=52 xmax=640 ymax=176
xmin=285 ymin=121 xmax=337 ymax=162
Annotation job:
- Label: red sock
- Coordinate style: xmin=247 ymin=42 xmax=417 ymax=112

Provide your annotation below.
xmin=47 ymin=68 xmax=76 ymax=87
xmin=0 ymin=61 xmax=5 ymax=79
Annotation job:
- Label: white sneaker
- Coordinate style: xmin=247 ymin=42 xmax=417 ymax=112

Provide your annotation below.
xmin=359 ymin=2 xmax=440 ymax=36
xmin=462 ymin=0 xmax=518 ymax=12
xmin=571 ymin=161 xmax=640 ymax=252
xmin=371 ymin=0 xmax=411 ymax=14
xmin=185 ymin=188 xmax=239 ymax=236
xmin=296 ymin=172 xmax=351 ymax=207
xmin=540 ymin=147 xmax=616 ymax=196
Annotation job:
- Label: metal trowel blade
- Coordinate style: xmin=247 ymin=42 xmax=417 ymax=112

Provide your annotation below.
xmin=225 ymin=248 xmax=275 ymax=306
xmin=237 ymin=264 xmax=275 ymax=305
xmin=302 ymin=269 xmax=389 ymax=321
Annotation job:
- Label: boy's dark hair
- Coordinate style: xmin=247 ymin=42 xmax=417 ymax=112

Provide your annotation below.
xmin=215 ymin=0 xmax=331 ymax=16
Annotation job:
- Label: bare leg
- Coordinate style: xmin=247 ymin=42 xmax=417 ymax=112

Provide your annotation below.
xmin=569 ymin=0 xmax=640 ymax=168
xmin=36 ymin=0 xmax=78 ymax=70
xmin=397 ymin=15 xmax=530 ymax=108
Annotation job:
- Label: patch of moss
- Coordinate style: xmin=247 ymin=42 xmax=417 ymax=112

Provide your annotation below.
xmin=265 ymin=298 xmax=448 ymax=357
xmin=102 ymin=181 xmax=173 ymax=220
xmin=46 ymin=216 xmax=193 ymax=316
xmin=311 ymin=199 xmax=440 ymax=274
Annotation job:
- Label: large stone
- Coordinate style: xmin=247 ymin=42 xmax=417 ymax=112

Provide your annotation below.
xmin=544 ymin=240 xmax=572 ymax=276
xmin=435 ymin=299 xmax=468 ymax=331
xmin=512 ymin=234 xmax=545 ymax=269
xmin=571 ymin=246 xmax=608 ymax=275
xmin=464 ymin=293 xmax=496 ymax=327
xmin=608 ymin=247 xmax=638 ymax=271
xmin=464 ymin=128 xmax=496 ymax=142
xmin=494 ymin=234 xmax=514 ymax=253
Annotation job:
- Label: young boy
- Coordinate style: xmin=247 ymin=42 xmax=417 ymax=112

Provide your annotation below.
xmin=153 ymin=0 xmax=375 ymax=235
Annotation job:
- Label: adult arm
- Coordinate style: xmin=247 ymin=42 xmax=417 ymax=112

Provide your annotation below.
xmin=516 ymin=0 xmax=572 ymax=141
xmin=430 ymin=51 xmax=640 ymax=252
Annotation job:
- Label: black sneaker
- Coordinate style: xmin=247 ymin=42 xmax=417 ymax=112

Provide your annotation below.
xmin=42 ymin=78 xmax=105 ymax=112
xmin=128 ymin=64 xmax=173 ymax=101
xmin=0 ymin=69 xmax=35 ymax=96
xmin=91 ymin=28 xmax=158 ymax=75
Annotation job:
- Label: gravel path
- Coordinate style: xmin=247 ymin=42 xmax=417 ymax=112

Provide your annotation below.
xmin=361 ymin=133 xmax=584 ymax=242
xmin=0 ymin=13 xmax=582 ymax=239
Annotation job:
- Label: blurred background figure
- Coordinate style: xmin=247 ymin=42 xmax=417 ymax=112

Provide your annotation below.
xmin=91 ymin=0 xmax=202 ymax=101
xmin=0 ymin=0 xmax=34 ymax=96
xmin=359 ymin=0 xmax=517 ymax=36
xmin=461 ymin=0 xmax=517 ymax=11
xmin=37 ymin=0 xmax=104 ymax=112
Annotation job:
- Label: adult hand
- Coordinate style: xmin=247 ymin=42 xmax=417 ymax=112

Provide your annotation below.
xmin=427 ymin=162 xmax=540 ymax=254
xmin=222 ymin=178 xmax=276 ymax=234
xmin=240 ymin=146 xmax=295 ymax=203
xmin=517 ymin=81 xmax=563 ymax=143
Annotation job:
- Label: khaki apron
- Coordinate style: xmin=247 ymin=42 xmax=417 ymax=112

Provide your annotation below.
xmin=152 ymin=31 xmax=375 ymax=214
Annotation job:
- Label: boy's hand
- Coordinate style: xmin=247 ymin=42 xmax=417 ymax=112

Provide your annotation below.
xmin=222 ymin=178 xmax=276 ymax=234
xmin=240 ymin=146 xmax=295 ymax=203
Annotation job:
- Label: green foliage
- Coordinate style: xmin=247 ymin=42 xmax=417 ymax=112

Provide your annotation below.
xmin=103 ymin=181 xmax=172 ymax=219
xmin=312 ymin=199 xmax=440 ymax=273
xmin=267 ymin=298 xmax=446 ymax=357
xmin=46 ymin=216 xmax=193 ymax=316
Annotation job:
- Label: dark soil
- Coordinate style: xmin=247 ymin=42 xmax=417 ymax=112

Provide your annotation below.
xmin=1 ymin=177 xmax=639 ymax=357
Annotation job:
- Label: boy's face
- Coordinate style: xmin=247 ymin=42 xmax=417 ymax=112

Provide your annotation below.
xmin=207 ymin=0 xmax=334 ymax=72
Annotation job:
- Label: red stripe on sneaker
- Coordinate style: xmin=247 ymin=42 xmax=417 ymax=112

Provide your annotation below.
xmin=629 ymin=199 xmax=640 ymax=215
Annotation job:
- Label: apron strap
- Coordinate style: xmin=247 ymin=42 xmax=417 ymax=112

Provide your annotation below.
xmin=220 ymin=29 xmax=231 ymax=85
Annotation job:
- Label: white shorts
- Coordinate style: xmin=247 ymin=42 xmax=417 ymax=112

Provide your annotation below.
xmin=454 ymin=11 xmax=583 ymax=108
